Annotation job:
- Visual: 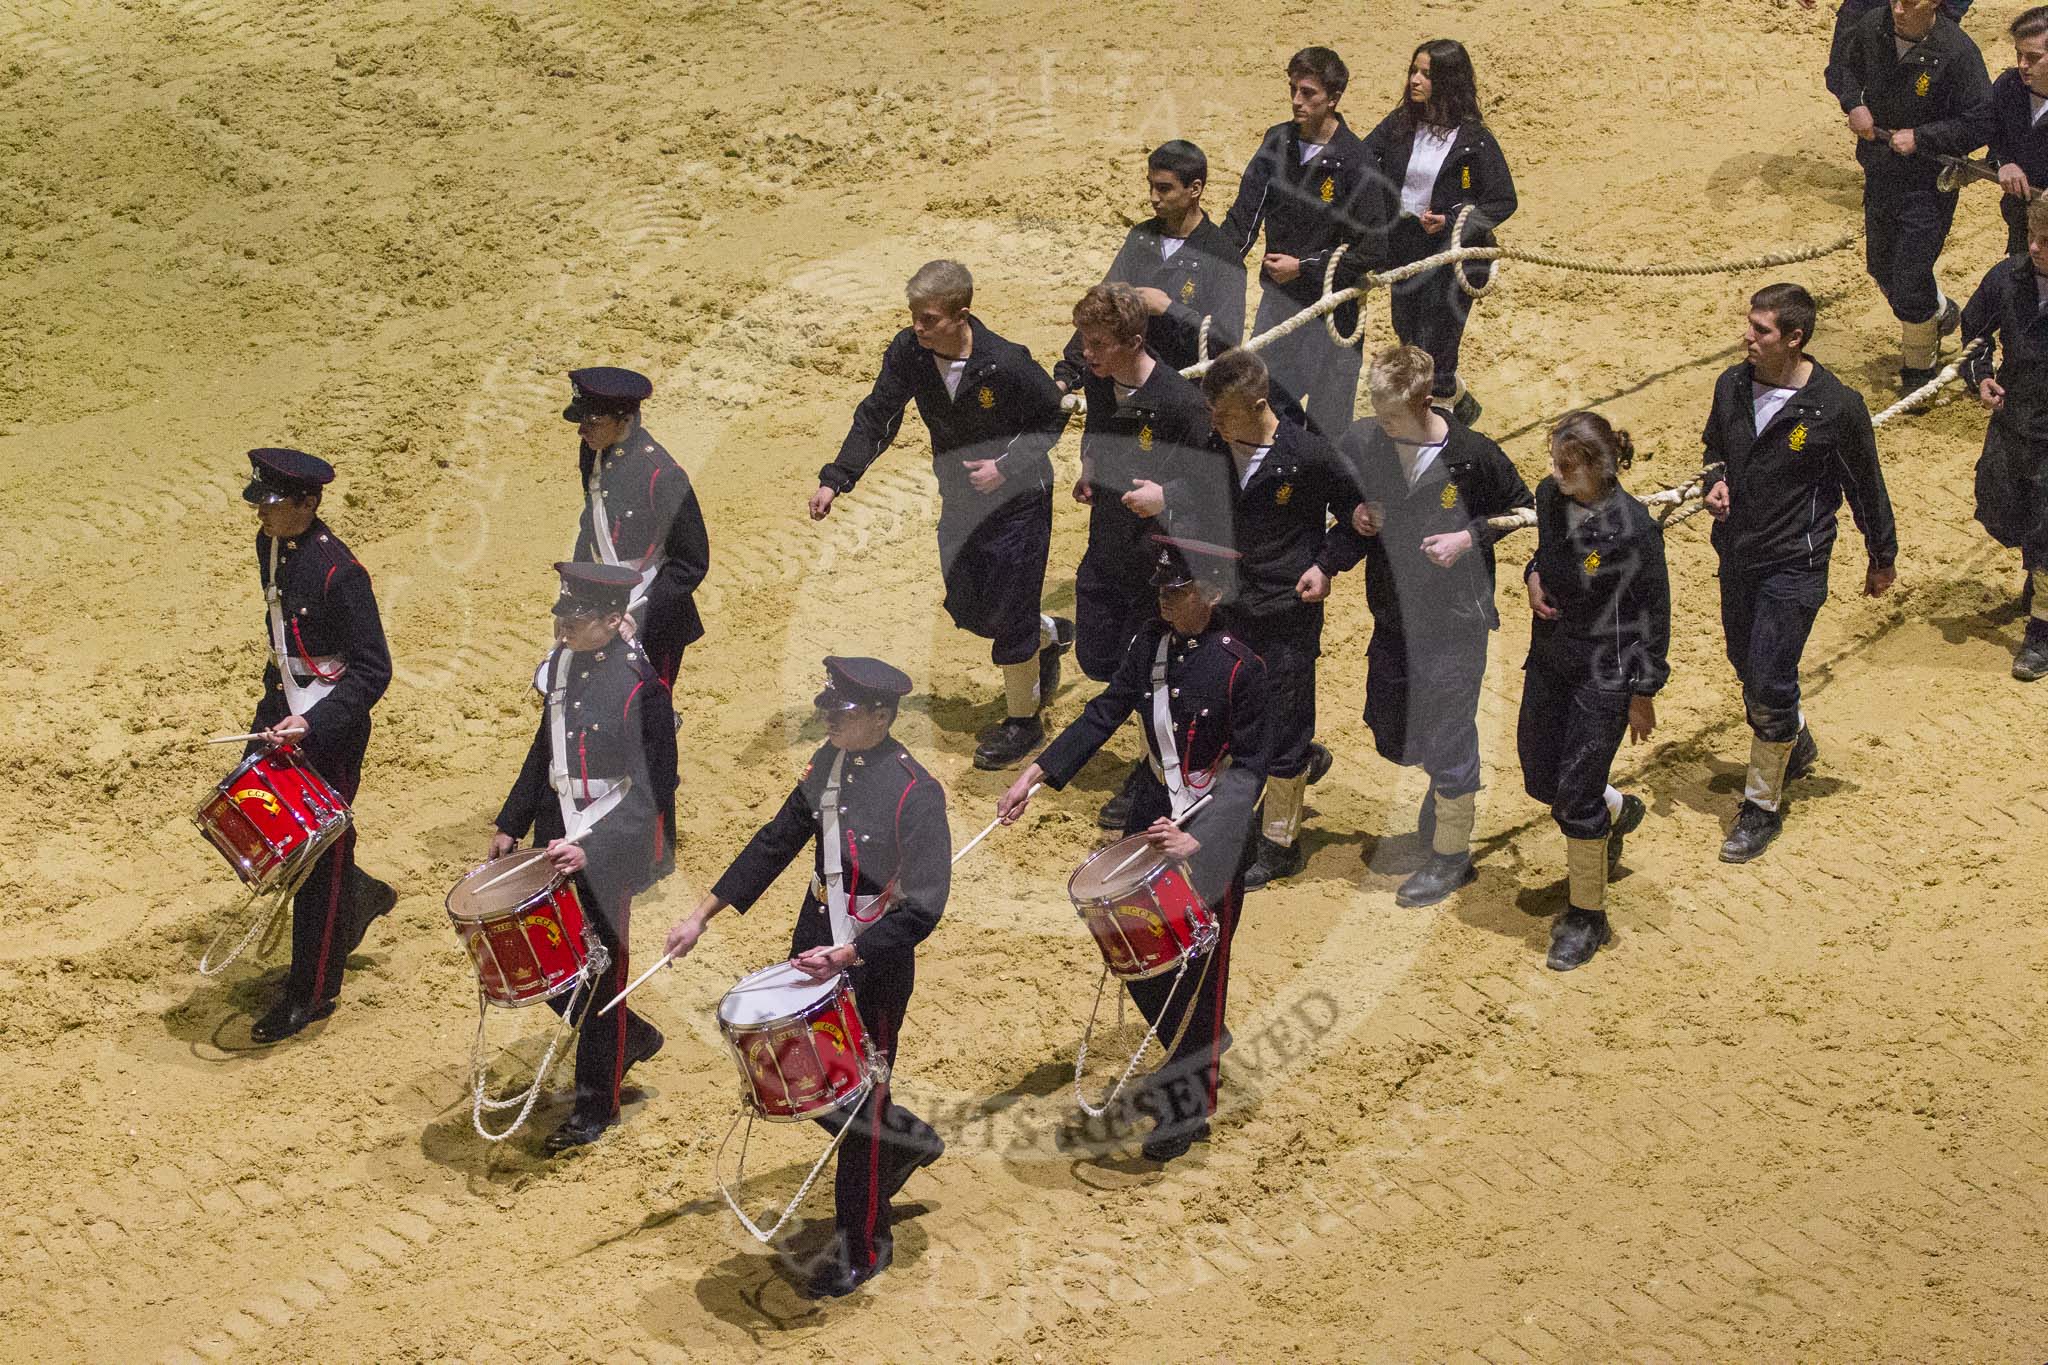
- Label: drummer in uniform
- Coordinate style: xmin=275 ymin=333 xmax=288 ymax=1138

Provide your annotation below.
xmin=997 ymin=537 xmax=1269 ymax=1163
xmin=665 ymin=657 xmax=949 ymax=1299
xmin=241 ymin=448 xmax=395 ymax=1043
xmin=489 ymin=562 xmax=678 ymax=1153
xmin=563 ymin=366 xmax=711 ymax=691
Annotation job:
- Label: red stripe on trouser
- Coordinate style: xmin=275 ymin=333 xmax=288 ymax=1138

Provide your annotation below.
xmin=609 ymin=893 xmax=633 ymax=1113
xmin=309 ymin=828 xmax=350 ymax=998
xmin=858 ymin=1012 xmax=895 ymax=1265
xmin=1204 ymin=886 xmax=1238 ymax=1110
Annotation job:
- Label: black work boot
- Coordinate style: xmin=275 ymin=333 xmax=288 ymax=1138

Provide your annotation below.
xmin=803 ymin=1232 xmax=892 ymax=1299
xmin=544 ymin=1109 xmax=614 ymax=1154
xmin=1141 ymin=1119 xmax=1210 ymax=1163
xmin=1546 ymin=907 xmax=1612 ymax=971
xmin=1606 ymin=793 xmax=1646 ymax=871
xmin=1038 ymin=616 xmax=1074 ymax=704
xmin=250 ymin=994 xmax=336 ymax=1044
xmin=1243 ymin=835 xmax=1304 ymax=890
xmin=1784 ymin=727 xmax=1820 ymax=783
xmin=2021 ymin=573 xmax=2036 ymax=617
xmin=1937 ymin=296 xmax=1962 ymax=338
xmin=2015 ymin=619 xmax=2048 ymax=682
xmin=339 ymin=873 xmax=398 ymax=961
xmin=1718 ymin=800 xmax=1783 ymax=864
xmin=1898 ymin=365 xmax=1938 ymax=401
xmin=973 ymin=715 xmax=1044 ymax=770
xmin=1395 ymin=851 xmax=1476 ymax=907
xmin=1304 ymin=742 xmax=1333 ymax=785
xmin=1450 ymin=390 xmax=1482 ymax=426
xmin=1096 ymin=758 xmax=1145 ymax=829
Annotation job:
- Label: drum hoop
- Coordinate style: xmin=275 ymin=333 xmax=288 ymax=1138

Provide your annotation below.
xmin=1068 ymin=834 xmax=1178 ymax=905
xmin=716 ymin=969 xmax=847 ymax=1032
xmin=444 ymin=848 xmax=562 ymax=924
xmin=719 ymin=975 xmax=880 ymax=1122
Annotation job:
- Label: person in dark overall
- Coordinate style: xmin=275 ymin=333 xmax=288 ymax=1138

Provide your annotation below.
xmin=667 ymin=657 xmax=949 ymax=1299
xmin=998 ymin=537 xmax=1268 ymax=1164
xmin=1323 ymin=344 xmax=1533 ymax=908
xmin=489 ymin=563 xmax=678 ymax=1153
xmin=1054 ymin=140 xmax=1249 ymax=394
xmin=1198 ymin=346 xmax=1351 ymax=888
xmin=239 ymin=448 xmax=395 ymax=1043
xmin=1701 ymin=283 xmax=1897 ymax=863
xmin=1961 ymin=195 xmax=2048 ymax=679
xmin=1220 ymin=45 xmax=1395 ymax=438
xmin=812 ymin=261 xmax=1072 ymax=770
xmin=1519 ymin=413 xmax=1668 ymax=972
xmin=1072 ymin=282 xmax=1224 ymax=828
xmin=1360 ymin=39 xmax=1516 ymax=425
xmin=1986 ymin=8 xmax=2048 ymax=256
xmin=1832 ymin=0 xmax=1993 ymax=390
xmin=562 ymin=366 xmax=710 ymax=692
xmin=1827 ymin=0 xmax=1977 ymax=109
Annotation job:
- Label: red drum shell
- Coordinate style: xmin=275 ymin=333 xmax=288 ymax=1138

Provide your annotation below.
xmin=445 ymin=851 xmax=594 ymax=1008
xmin=717 ymin=964 xmax=878 ymax=1121
xmin=1067 ymin=834 xmax=1217 ymax=980
xmin=193 ymin=747 xmax=352 ymax=893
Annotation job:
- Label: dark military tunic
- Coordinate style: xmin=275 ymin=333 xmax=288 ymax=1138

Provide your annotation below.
xmin=1054 ymin=214 xmax=1250 ymax=390
xmin=823 ymin=316 xmax=1064 ymax=666
xmin=247 ymin=518 xmax=392 ymax=1009
xmin=1034 ymin=616 xmax=1269 ymax=1138
xmin=1962 ymin=254 xmax=2048 ymax=568
xmin=709 ymin=736 xmax=949 ymax=1269
xmin=573 ymin=425 xmax=710 ymax=686
xmin=1074 ymin=357 xmax=1218 ymax=680
xmin=1326 ymin=415 xmax=1533 ymax=797
xmin=495 ymin=635 xmax=677 ymax=1123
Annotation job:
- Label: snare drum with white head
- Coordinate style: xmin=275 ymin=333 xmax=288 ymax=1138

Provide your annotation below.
xmin=445 ymin=849 xmax=605 ymax=1008
xmin=717 ymin=961 xmax=883 ymax=1121
xmin=1067 ymin=833 xmax=1218 ymax=980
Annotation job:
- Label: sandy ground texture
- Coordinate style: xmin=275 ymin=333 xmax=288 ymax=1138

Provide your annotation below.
xmin=3 ymin=0 xmax=2046 ymax=1359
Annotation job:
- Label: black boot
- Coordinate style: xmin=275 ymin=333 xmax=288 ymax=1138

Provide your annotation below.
xmin=623 ymin=1024 xmax=664 ymax=1074
xmin=1606 ymin=793 xmax=1646 ymax=871
xmin=879 ymin=1125 xmax=944 ymax=1204
xmin=1038 ymin=616 xmax=1074 ymax=704
xmin=1937 ymin=296 xmax=1962 ymax=338
xmin=1141 ymin=1119 xmax=1210 ymax=1163
xmin=1898 ymin=365 xmax=1938 ymax=401
xmin=1784 ymin=727 xmax=1819 ymax=783
xmin=1304 ymin=742 xmax=1333 ymax=785
xmin=1243 ymin=835 xmax=1304 ymax=890
xmin=250 ymin=994 xmax=336 ymax=1044
xmin=338 ymin=873 xmax=397 ymax=962
xmin=1450 ymin=391 xmax=1482 ymax=426
xmin=804 ymin=1232 xmax=893 ymax=1299
xmin=1097 ymin=758 xmax=1145 ymax=829
xmin=2015 ymin=620 xmax=2048 ymax=682
xmin=2021 ymin=573 xmax=2036 ymax=617
xmin=973 ymin=715 xmax=1044 ymax=770
xmin=1718 ymin=800 xmax=1783 ymax=864
xmin=1546 ymin=907 xmax=1612 ymax=971
xmin=544 ymin=1110 xmax=614 ymax=1154
xmin=1395 ymin=851 xmax=1476 ymax=907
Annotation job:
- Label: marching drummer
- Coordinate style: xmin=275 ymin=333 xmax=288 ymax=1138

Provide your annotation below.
xmin=997 ymin=536 xmax=1269 ymax=1163
xmin=664 ymin=657 xmax=949 ymax=1299
xmin=564 ymin=367 xmax=708 ymax=875
xmin=240 ymin=448 xmax=395 ymax=1043
xmin=489 ymin=562 xmax=678 ymax=1153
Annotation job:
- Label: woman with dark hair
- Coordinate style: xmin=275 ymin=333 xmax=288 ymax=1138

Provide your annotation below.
xmin=1362 ymin=39 xmax=1517 ymax=425
xmin=1518 ymin=411 xmax=1669 ymax=972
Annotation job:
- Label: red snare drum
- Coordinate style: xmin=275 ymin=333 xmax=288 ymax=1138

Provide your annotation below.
xmin=1067 ymin=834 xmax=1218 ymax=980
xmin=445 ymin=850 xmax=601 ymax=1008
xmin=193 ymin=747 xmax=352 ymax=894
xmin=717 ymin=962 xmax=883 ymax=1121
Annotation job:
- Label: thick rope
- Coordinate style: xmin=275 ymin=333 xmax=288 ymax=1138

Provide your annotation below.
xmin=1072 ymin=949 xmax=1213 ymax=1120
xmin=715 ymin=1103 xmax=862 ymax=1245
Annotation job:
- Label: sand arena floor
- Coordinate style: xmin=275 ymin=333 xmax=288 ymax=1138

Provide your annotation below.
xmin=2 ymin=0 xmax=2045 ymax=1359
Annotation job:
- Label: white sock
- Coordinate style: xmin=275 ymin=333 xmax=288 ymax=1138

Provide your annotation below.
xmin=1602 ymin=786 xmax=1623 ymax=819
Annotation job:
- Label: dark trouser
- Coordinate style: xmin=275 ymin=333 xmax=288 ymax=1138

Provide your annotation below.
xmin=810 ymin=958 xmax=937 ymax=1269
xmin=1719 ymin=565 xmax=1828 ymax=743
xmin=2003 ymin=194 xmax=2031 ymax=259
xmin=1862 ymin=179 xmax=1959 ymax=324
xmin=1223 ymin=604 xmax=1321 ymax=779
xmin=1075 ymin=543 xmax=1154 ymax=682
xmin=1975 ymin=420 xmax=2048 ymax=569
xmin=940 ymin=486 xmax=1054 ymax=666
xmin=250 ymin=709 xmax=371 ymax=1008
xmin=1517 ymin=652 xmax=1630 ymax=841
xmin=1253 ymin=282 xmax=1364 ymax=439
xmin=1388 ymin=218 xmax=1477 ymax=397
xmin=545 ymin=882 xmax=659 ymax=1124
xmin=1129 ymin=882 xmax=1240 ymax=1139
xmin=1364 ymin=623 xmax=1489 ymax=799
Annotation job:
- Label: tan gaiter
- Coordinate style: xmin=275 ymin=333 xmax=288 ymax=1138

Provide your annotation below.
xmin=1001 ymin=659 xmax=1040 ymax=719
xmin=1743 ymin=734 xmax=1796 ymax=812
xmin=1900 ymin=316 xmax=1939 ymax=371
xmin=2033 ymin=568 xmax=2048 ymax=624
xmin=1565 ymin=836 xmax=1608 ymax=912
xmin=1261 ymin=772 xmax=1308 ymax=845
xmin=1431 ymin=790 xmax=1477 ymax=858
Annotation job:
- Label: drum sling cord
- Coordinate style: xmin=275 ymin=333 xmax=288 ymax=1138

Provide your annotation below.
xmin=584 ymin=457 xmax=660 ymax=617
xmin=1073 ymin=948 xmax=1215 ymax=1120
xmin=195 ymin=872 xmax=302 ymax=977
xmin=714 ymin=1072 xmax=886 ymax=1245
xmin=467 ymin=959 xmax=605 ymax=1143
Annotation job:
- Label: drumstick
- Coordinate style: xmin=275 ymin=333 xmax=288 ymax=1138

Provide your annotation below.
xmin=204 ymin=732 xmax=270 ymax=745
xmin=467 ymin=827 xmax=596 ymax=895
xmin=598 ymin=944 xmax=679 ymax=1016
xmin=954 ymin=784 xmax=1041 ymax=866
xmin=1101 ymin=793 xmax=1214 ymax=881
